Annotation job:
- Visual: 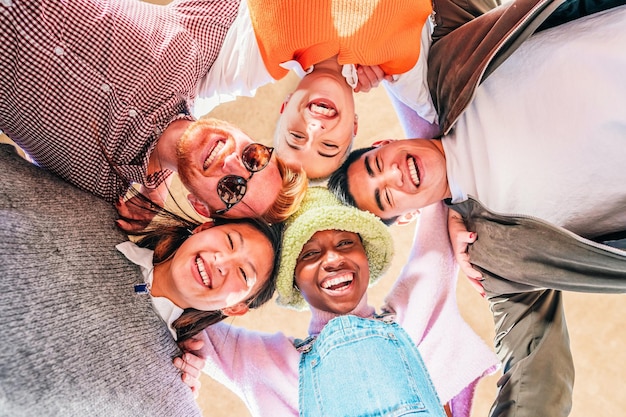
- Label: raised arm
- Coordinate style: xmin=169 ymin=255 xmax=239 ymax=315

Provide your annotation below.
xmin=176 ymin=321 xmax=300 ymax=416
xmin=383 ymin=201 xmax=498 ymax=415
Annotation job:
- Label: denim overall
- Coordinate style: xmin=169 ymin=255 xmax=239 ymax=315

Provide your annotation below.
xmin=295 ymin=315 xmax=446 ymax=417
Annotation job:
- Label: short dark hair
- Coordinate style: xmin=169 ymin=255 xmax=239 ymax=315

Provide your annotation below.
xmin=327 ymin=146 xmax=398 ymax=226
xmin=327 ymin=146 xmax=372 ymax=207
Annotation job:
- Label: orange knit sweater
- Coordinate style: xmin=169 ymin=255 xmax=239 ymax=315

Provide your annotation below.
xmin=248 ymin=0 xmax=433 ymax=80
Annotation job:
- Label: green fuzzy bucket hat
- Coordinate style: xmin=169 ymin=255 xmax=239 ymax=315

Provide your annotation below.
xmin=276 ymin=186 xmax=394 ymax=310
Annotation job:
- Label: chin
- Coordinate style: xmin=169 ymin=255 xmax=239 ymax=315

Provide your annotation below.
xmin=327 ymin=301 xmax=361 ymax=315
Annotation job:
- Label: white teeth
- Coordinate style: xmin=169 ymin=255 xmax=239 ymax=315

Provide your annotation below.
xmin=196 ymin=256 xmax=210 ymax=288
xmin=321 ymin=273 xmax=353 ymax=290
xmin=203 ymin=141 xmax=225 ymax=170
xmin=310 ymin=103 xmax=337 ymax=117
xmin=408 ymin=157 xmax=420 ymax=186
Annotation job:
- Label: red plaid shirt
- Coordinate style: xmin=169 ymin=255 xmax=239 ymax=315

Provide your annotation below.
xmin=0 ymin=0 xmax=239 ymax=201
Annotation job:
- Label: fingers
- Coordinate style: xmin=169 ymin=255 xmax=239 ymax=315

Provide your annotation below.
xmin=465 ymin=276 xmax=486 ymax=298
xmin=115 ymin=197 xmax=133 ymax=219
xmin=447 ymin=209 xmax=484 ymax=284
xmin=459 ymin=231 xmax=477 ymax=245
xmin=114 ymin=196 xmax=157 ymax=232
xmin=115 ymin=218 xmax=149 ymax=233
xmin=174 ymin=353 xmax=204 ymax=398
xmin=182 ymin=372 xmax=202 ymax=399
xmin=179 ymin=337 xmax=205 ymax=353
xmin=459 ymin=259 xmax=483 ymax=282
xmin=183 ymin=352 xmax=206 ymax=374
xmin=174 ymin=352 xmax=206 ymax=396
xmin=173 ymin=353 xmax=205 ymax=380
xmin=116 ymin=196 xmax=157 ymax=218
xmin=453 ymin=231 xmax=483 ymax=281
xmin=354 ymin=65 xmax=386 ymax=93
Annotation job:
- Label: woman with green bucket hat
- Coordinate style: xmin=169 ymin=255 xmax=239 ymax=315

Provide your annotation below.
xmin=174 ymin=187 xmax=498 ymax=416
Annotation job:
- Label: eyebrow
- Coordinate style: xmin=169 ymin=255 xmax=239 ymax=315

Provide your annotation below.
xmin=286 ymin=141 xmax=304 ymax=151
xmin=364 ymin=155 xmax=375 ymax=177
xmin=364 ymin=156 xmax=385 ymax=211
xmin=374 ymin=189 xmax=384 ymax=212
xmin=317 ymin=149 xmax=340 ymax=158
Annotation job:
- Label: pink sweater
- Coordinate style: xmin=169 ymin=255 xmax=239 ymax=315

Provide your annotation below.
xmin=199 ymin=202 xmax=499 ymax=417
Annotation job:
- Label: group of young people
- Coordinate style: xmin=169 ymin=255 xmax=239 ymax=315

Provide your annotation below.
xmin=2 ymin=0 xmax=625 ymax=416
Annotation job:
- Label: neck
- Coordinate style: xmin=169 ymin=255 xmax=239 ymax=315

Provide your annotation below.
xmin=148 ymin=119 xmax=193 ymax=175
xmin=432 ymin=139 xmax=453 ymax=200
xmin=306 ymin=55 xmax=348 ymax=85
xmin=312 ymin=56 xmax=342 ymax=73
xmin=308 ymin=294 xmax=374 ymax=336
xmin=151 ymin=262 xmax=183 ymax=308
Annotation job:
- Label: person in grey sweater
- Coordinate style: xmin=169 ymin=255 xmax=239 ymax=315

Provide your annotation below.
xmin=0 ymin=143 xmax=279 ymax=416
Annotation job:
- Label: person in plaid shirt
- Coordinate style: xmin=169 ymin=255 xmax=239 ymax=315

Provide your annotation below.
xmin=0 ymin=0 xmax=307 ymax=227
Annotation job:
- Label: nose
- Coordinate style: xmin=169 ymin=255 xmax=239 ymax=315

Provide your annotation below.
xmin=214 ymin=252 xmax=247 ymax=286
xmin=321 ymin=249 xmax=345 ymax=271
xmin=307 ymin=119 xmax=325 ymax=135
xmin=380 ymin=163 xmax=403 ymax=188
xmin=222 ymin=152 xmax=247 ymax=176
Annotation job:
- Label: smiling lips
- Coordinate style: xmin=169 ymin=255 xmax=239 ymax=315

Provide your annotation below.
xmin=407 ymin=156 xmax=421 ymax=187
xmin=321 ymin=272 xmax=354 ymax=293
xmin=309 ymin=99 xmax=337 ymax=118
xmin=203 ymin=140 xmax=225 ymax=170
xmin=196 ymin=256 xmax=212 ymax=289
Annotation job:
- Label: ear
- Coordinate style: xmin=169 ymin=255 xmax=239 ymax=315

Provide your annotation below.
xmin=279 ymin=94 xmax=292 ymax=114
xmin=187 ymin=193 xmax=211 ymax=218
xmin=222 ymin=302 xmax=249 ymax=317
xmin=191 ymin=220 xmax=215 ymax=234
xmin=371 ymin=139 xmax=396 ymax=148
xmin=394 ymin=209 xmax=420 ymax=226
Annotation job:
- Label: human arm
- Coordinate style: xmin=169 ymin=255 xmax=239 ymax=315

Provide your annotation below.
xmin=383 ymin=201 xmax=499 ymax=415
xmin=183 ymin=0 xmax=275 ymax=117
xmin=0 ymin=144 xmax=203 ymax=416
xmin=174 ymin=321 xmax=300 ymax=416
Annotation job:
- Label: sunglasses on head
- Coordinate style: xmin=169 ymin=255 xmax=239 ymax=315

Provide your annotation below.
xmin=214 ymin=143 xmax=274 ymax=216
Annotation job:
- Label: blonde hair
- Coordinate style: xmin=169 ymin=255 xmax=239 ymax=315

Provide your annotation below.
xmin=262 ymin=156 xmax=308 ymax=224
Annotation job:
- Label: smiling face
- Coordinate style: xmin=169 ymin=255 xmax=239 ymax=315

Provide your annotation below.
xmin=161 ymin=222 xmax=274 ymax=311
xmin=347 ymin=139 xmax=451 ymax=220
xmin=176 ymin=118 xmax=282 ymax=218
xmin=274 ymin=69 xmax=357 ymax=179
xmin=294 ymin=230 xmax=369 ymax=314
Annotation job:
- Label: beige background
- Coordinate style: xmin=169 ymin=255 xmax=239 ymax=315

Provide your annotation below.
xmin=195 ymin=73 xmax=625 ymax=416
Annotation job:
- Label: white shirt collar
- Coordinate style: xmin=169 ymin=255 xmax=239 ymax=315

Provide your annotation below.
xmin=279 ymin=60 xmax=359 ymax=89
xmin=116 ymin=241 xmax=184 ymax=340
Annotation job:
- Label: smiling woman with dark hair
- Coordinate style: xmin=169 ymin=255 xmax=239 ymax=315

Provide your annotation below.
xmin=119 ymin=213 xmax=283 ymax=342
